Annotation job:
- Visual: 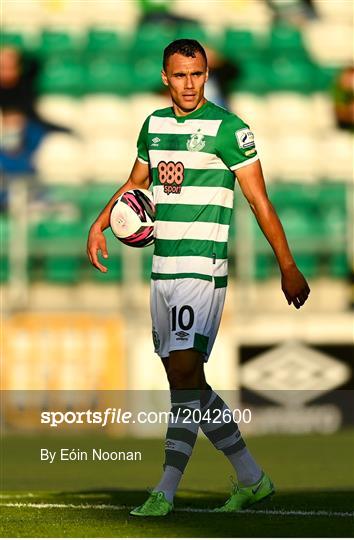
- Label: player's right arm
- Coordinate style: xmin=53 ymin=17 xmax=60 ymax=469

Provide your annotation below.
xmin=87 ymin=158 xmax=150 ymax=272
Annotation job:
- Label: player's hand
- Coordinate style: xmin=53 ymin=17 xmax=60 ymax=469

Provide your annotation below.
xmin=281 ymin=265 xmax=310 ymax=309
xmin=87 ymin=223 xmax=109 ymax=273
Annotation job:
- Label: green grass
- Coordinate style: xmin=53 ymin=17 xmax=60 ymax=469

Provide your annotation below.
xmin=1 ymin=431 xmax=354 ymax=537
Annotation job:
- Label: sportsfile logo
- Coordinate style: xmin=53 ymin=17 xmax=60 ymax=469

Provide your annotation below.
xmin=157 ymin=161 xmax=185 ymax=195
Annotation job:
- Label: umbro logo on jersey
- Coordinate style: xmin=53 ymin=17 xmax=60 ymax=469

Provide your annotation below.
xmin=151 ymin=137 xmax=160 ymax=147
xmin=176 ymin=330 xmax=189 ymax=341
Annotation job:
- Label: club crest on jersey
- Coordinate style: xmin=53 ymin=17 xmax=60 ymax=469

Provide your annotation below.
xmin=235 ymin=128 xmax=255 ymax=149
xmin=186 ymin=129 xmax=205 ymax=152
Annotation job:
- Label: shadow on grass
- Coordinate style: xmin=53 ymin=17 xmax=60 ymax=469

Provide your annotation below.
xmin=3 ymin=489 xmax=354 ymax=537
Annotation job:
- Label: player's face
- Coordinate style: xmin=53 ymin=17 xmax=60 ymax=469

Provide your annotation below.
xmin=162 ymin=52 xmax=208 ymax=114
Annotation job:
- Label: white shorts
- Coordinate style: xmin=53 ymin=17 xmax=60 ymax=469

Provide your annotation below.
xmin=150 ymin=278 xmax=226 ymax=362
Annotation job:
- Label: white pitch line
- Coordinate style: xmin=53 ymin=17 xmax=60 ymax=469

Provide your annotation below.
xmin=1 ymin=502 xmax=353 ymax=518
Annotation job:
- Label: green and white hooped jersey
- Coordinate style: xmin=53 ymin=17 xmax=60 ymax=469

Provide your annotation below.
xmin=137 ymin=100 xmax=258 ymax=288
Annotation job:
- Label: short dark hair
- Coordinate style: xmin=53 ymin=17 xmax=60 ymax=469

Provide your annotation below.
xmin=163 ymin=39 xmax=207 ymax=70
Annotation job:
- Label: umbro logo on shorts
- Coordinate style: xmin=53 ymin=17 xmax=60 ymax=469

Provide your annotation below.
xmin=175 ymin=330 xmax=189 ymax=341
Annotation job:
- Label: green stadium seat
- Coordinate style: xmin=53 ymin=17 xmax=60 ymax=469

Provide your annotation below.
xmin=0 ymin=257 xmax=9 ymax=283
xmin=142 ymin=247 xmax=154 ymax=281
xmin=294 ymin=254 xmax=318 ymax=278
xmin=329 ymin=253 xmax=349 ymax=278
xmin=0 ymin=215 xmax=9 ymax=253
xmin=85 ymin=58 xmax=133 ymax=95
xmin=81 ymin=184 xmax=117 ymax=220
xmin=133 ymin=56 xmax=164 ymax=93
xmin=44 ymin=185 xmax=86 ymax=209
xmin=34 ymin=220 xmax=83 ymax=239
xmin=44 ymin=256 xmax=81 ymax=283
xmin=30 ymin=219 xmax=86 ymax=260
xmin=317 ymin=182 xmax=346 ymax=211
xmin=132 ymin=23 xmax=176 ymax=57
xmin=37 ymin=58 xmax=85 ymax=96
xmin=232 ymin=61 xmax=271 ymax=94
xmin=254 ymin=254 xmax=272 ymax=281
xmin=0 ymin=31 xmax=27 ymax=50
xmin=223 ymin=29 xmax=263 ymax=62
xmin=268 ymin=25 xmax=306 ymax=55
xmin=176 ymin=23 xmax=208 ymax=45
xmin=91 ymin=256 xmax=123 ymax=282
xmin=278 ymin=208 xmax=313 ymax=239
xmin=85 ymin=28 xmax=128 ymax=55
xmin=37 ymin=30 xmax=80 ymax=58
xmin=1 ymin=216 xmax=10 ymax=282
xmin=269 ymin=58 xmax=319 ymax=93
xmin=322 ymin=209 xmax=346 ymax=238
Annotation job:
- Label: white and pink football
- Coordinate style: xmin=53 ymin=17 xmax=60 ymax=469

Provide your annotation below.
xmin=110 ymin=189 xmax=155 ymax=248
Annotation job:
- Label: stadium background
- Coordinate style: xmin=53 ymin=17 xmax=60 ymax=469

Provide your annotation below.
xmin=1 ymin=1 xmax=354 ymax=537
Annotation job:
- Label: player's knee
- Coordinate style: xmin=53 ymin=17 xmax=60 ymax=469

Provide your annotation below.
xmin=167 ymin=364 xmax=197 ymax=388
xmin=166 ymin=350 xmax=205 ymax=389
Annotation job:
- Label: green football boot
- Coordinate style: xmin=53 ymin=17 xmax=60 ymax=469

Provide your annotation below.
xmin=130 ymin=491 xmax=173 ymax=517
xmin=214 ymin=472 xmax=275 ymax=512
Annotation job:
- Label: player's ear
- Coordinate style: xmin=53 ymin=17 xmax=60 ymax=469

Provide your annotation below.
xmin=161 ymin=70 xmax=168 ymax=87
xmin=205 ymin=67 xmax=209 ymax=83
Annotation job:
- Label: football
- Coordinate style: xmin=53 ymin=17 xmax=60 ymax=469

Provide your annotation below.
xmin=109 ymin=189 xmax=155 ymax=247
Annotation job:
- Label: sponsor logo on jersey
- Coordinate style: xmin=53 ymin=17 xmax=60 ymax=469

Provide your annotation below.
xmin=186 ymin=129 xmax=205 ymax=152
xmin=176 ymin=330 xmax=190 ymax=341
xmin=157 ymin=161 xmax=185 ymax=195
xmin=151 ymin=137 xmax=160 ymax=147
xmin=235 ymin=128 xmax=255 ymax=149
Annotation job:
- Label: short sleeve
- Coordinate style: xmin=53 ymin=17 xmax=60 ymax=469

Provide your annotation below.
xmin=215 ymin=115 xmax=258 ymax=171
xmin=137 ymin=116 xmax=150 ymax=164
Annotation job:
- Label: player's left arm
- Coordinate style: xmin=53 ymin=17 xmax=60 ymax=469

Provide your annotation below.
xmin=235 ymin=159 xmax=310 ymax=309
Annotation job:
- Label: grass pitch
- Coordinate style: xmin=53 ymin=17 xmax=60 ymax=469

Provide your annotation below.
xmin=1 ymin=431 xmax=354 ymax=537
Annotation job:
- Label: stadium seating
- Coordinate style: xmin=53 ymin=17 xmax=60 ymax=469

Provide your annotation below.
xmin=304 ymin=22 xmax=353 ymax=66
xmin=37 ymin=58 xmax=85 ymax=95
xmin=33 ymin=134 xmax=86 ymax=184
xmin=79 ymin=95 xmax=134 ymax=138
xmin=85 ymin=28 xmax=128 ymax=55
xmin=1 ymin=3 xmax=352 ymax=286
xmin=0 ymin=215 xmax=10 ymax=283
xmin=37 ymin=29 xmax=81 ymax=59
xmin=85 ymin=57 xmax=134 ymax=95
xmin=36 ymin=96 xmax=81 ymax=130
xmin=84 ymin=137 xmax=135 ymax=182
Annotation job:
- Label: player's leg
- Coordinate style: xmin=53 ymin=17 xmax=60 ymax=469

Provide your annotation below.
xmin=199 ymin=385 xmax=275 ymax=511
xmin=131 ymin=348 xmax=206 ymax=516
xmin=193 ymin=286 xmax=274 ymax=510
xmin=151 ymin=349 xmax=206 ymax=504
xmin=131 ymin=279 xmax=208 ymax=516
